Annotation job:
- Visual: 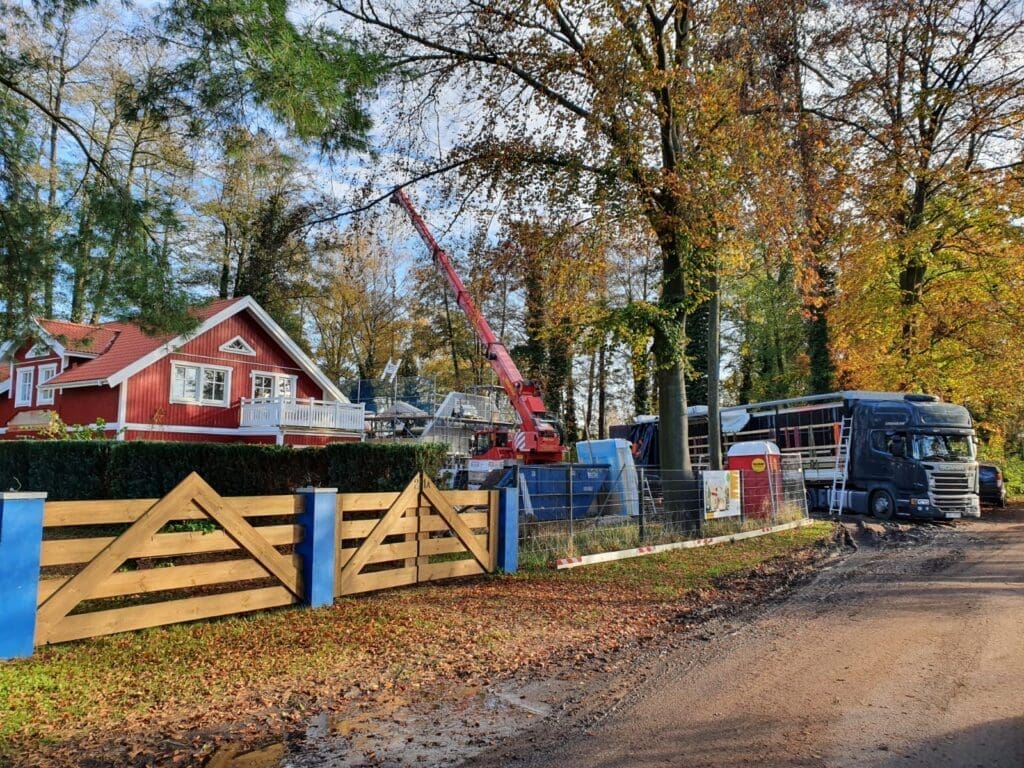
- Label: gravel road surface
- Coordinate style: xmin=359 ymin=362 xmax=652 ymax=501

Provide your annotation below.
xmin=463 ymin=509 xmax=1024 ymax=768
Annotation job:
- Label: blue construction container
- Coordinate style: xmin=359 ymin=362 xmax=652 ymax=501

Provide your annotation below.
xmin=575 ymin=438 xmax=640 ymax=517
xmin=516 ymin=464 xmax=611 ymax=522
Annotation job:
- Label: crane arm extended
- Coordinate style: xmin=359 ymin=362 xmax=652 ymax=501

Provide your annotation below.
xmin=390 ymin=189 xmax=565 ymax=462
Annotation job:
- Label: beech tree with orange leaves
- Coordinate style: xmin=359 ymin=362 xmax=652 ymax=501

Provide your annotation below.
xmin=809 ymin=0 xmax=1024 ymax=437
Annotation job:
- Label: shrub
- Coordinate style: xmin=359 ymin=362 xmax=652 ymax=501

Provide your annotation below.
xmin=0 ymin=441 xmax=110 ymax=500
xmin=326 ymin=442 xmax=448 ymax=491
xmin=0 ymin=439 xmax=448 ymax=499
xmin=106 ymin=442 xmax=328 ymax=498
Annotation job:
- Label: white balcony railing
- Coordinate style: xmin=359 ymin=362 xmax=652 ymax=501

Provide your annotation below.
xmin=240 ymin=397 xmax=365 ymax=432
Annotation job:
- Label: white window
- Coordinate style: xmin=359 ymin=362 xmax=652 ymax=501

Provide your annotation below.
xmin=170 ymin=362 xmax=231 ymax=406
xmin=15 ymin=367 xmax=33 ymax=407
xmin=276 ymin=376 xmax=295 ymax=398
xmin=219 ymin=336 xmax=256 ymax=356
xmin=253 ymin=373 xmax=275 ymax=399
xmin=251 ymin=371 xmax=297 ymax=400
xmin=36 ymin=364 xmax=58 ymax=406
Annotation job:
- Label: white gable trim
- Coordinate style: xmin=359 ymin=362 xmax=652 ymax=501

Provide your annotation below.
xmin=106 ymin=297 xmax=346 ymax=402
xmin=26 ymin=343 xmax=53 ymax=359
xmin=219 ymin=335 xmax=256 ymax=356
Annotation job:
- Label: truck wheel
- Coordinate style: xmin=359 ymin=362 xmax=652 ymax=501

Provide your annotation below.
xmin=870 ymin=490 xmax=895 ymax=520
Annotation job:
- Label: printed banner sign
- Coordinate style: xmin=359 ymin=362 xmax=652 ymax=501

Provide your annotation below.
xmin=703 ymin=471 xmax=741 ymax=519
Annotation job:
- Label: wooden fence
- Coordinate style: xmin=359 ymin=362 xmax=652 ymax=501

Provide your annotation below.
xmin=37 ymin=473 xmax=304 ymax=645
xmin=337 ymin=474 xmax=498 ymax=595
xmin=24 ymin=472 xmax=509 ymax=649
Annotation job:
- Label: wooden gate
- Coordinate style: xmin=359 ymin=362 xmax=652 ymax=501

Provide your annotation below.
xmin=36 ymin=473 xmax=304 ymax=645
xmin=337 ymin=474 xmax=498 ymax=596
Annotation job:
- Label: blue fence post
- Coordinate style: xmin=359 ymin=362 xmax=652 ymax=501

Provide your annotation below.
xmin=296 ymin=487 xmax=337 ymax=608
xmin=496 ymin=485 xmax=519 ymax=573
xmin=0 ymin=492 xmax=47 ymax=660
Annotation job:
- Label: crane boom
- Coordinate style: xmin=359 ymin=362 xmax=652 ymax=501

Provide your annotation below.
xmin=391 ymin=188 xmax=565 ymax=463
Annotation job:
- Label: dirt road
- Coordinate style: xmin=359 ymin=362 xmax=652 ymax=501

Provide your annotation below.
xmin=459 ymin=510 xmax=1024 ymax=768
xmin=219 ymin=511 xmax=1022 ymax=768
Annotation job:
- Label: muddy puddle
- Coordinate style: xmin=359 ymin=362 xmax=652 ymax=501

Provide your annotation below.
xmin=205 ymin=678 xmax=566 ymax=767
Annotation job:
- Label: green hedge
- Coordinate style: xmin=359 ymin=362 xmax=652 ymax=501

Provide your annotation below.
xmin=326 ymin=442 xmax=447 ymax=492
xmin=0 ymin=441 xmax=110 ymax=500
xmin=0 ymin=440 xmax=448 ymax=500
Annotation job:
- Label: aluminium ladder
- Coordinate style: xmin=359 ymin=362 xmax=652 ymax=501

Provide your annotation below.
xmin=828 ymin=416 xmax=853 ymax=516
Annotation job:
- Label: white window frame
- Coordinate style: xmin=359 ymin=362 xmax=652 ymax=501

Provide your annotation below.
xmin=15 ymin=367 xmax=34 ymax=407
xmin=219 ymin=335 xmax=256 ymax=356
xmin=36 ymin=364 xmax=58 ymax=406
xmin=170 ymin=361 xmax=233 ymax=407
xmin=250 ymin=370 xmax=298 ymax=400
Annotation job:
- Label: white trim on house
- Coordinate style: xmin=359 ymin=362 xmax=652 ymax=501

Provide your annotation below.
xmin=169 ymin=361 xmax=232 ymax=407
xmin=105 ymin=297 xmax=346 ymax=402
xmin=42 ymin=379 xmax=107 ymax=391
xmin=219 ymin=335 xmax=256 ymax=356
xmin=116 ymin=381 xmax=128 ymax=441
xmin=123 ymin=423 xmax=279 ymax=437
xmin=15 ymin=366 xmax=34 ymax=407
xmin=26 ymin=343 xmax=53 ymax=359
xmin=36 ymin=363 xmax=58 ymax=406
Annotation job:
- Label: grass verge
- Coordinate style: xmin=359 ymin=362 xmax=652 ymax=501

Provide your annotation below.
xmin=0 ymin=521 xmax=834 ymax=766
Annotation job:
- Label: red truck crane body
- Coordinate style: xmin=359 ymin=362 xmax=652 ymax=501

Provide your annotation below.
xmin=391 ymin=189 xmax=566 ymax=464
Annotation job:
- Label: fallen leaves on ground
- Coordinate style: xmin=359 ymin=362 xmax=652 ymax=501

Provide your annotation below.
xmin=0 ymin=523 xmax=835 ymax=767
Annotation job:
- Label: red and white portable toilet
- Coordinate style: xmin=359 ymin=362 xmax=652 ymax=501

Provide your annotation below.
xmin=726 ymin=441 xmax=783 ymax=520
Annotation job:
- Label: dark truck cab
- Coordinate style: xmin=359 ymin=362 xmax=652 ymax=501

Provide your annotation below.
xmin=846 ymin=395 xmax=979 ymax=520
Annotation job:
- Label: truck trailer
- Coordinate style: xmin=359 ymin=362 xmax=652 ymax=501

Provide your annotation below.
xmin=613 ymin=391 xmax=980 ymax=520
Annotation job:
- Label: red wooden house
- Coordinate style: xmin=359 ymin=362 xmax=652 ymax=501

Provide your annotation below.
xmin=0 ymin=296 xmax=364 ymax=446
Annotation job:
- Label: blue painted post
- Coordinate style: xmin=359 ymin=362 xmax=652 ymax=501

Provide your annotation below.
xmin=296 ymin=487 xmax=337 ymax=608
xmin=0 ymin=492 xmax=47 ymax=660
xmin=496 ymin=486 xmax=519 ymax=573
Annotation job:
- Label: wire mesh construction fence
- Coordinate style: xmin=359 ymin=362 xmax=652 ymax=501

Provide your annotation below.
xmin=517 ymin=455 xmax=809 ymax=569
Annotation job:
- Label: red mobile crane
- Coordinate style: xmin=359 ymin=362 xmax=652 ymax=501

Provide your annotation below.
xmin=391 ymin=188 xmax=566 ymax=464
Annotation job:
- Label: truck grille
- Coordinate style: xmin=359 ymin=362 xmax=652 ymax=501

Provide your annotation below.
xmin=928 ymin=468 xmax=974 ymax=514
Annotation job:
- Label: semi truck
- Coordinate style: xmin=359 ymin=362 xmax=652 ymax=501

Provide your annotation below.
xmin=613 ymin=391 xmax=980 ymax=520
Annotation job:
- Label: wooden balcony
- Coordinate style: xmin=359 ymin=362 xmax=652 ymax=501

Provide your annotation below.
xmin=239 ymin=397 xmax=365 ymax=433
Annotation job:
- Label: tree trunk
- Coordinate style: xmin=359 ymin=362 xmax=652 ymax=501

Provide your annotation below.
xmin=686 ymin=299 xmax=709 ymax=406
xmin=597 ymin=340 xmax=607 ymax=439
xmin=707 ymin=262 xmax=722 ymax=471
xmin=632 ymin=343 xmax=650 ymax=415
xmin=584 ymin=350 xmax=596 ymax=438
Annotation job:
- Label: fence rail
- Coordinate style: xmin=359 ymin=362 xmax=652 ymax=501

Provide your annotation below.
xmin=0 ymin=473 xmax=511 ymax=657
xmin=34 ymin=474 xmax=305 ymax=645
xmin=517 ymin=457 xmax=808 ymax=568
xmin=0 ymin=457 xmax=810 ymax=659
xmin=239 ymin=397 xmax=365 ymax=432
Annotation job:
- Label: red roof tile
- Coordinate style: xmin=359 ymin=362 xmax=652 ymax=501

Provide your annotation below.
xmin=36 ymin=319 xmax=119 ymax=356
xmin=43 ymin=298 xmax=244 ymax=387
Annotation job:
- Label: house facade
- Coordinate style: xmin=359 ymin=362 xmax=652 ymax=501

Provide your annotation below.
xmin=0 ymin=297 xmax=365 ymax=446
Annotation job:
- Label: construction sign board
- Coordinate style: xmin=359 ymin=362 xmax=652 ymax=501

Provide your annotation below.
xmin=703 ymin=470 xmax=742 ymax=519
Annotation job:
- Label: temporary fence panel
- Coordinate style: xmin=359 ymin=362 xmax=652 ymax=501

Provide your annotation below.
xmin=336 ymin=473 xmax=499 ymax=596
xmin=518 ymin=459 xmax=809 ymax=567
xmin=36 ymin=473 xmax=304 ymax=645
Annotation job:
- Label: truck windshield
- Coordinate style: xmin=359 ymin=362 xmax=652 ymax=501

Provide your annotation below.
xmin=911 ymin=434 xmax=975 ymax=461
